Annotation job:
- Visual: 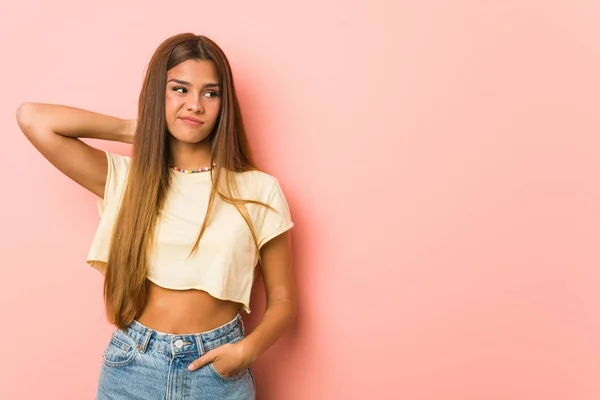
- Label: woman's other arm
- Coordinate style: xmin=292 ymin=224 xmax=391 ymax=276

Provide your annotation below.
xmin=16 ymin=103 xmax=135 ymax=198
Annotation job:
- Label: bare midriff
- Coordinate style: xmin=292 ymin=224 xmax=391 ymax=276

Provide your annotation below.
xmin=136 ymin=280 xmax=243 ymax=334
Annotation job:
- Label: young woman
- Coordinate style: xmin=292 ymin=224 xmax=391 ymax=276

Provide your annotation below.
xmin=16 ymin=33 xmax=296 ymax=399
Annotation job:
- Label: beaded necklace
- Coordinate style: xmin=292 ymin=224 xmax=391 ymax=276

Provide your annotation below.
xmin=168 ymin=164 xmax=214 ymax=174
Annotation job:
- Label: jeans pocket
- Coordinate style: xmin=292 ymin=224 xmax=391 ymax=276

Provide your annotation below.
xmin=208 ymin=363 xmax=250 ymax=381
xmin=102 ymin=330 xmax=138 ymax=367
xmin=206 ymin=334 xmax=249 ymax=381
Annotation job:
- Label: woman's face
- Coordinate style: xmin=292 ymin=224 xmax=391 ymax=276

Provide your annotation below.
xmin=165 ymin=59 xmax=222 ymax=144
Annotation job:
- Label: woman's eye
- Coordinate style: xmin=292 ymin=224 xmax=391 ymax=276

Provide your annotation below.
xmin=172 ymin=86 xmax=187 ymax=93
xmin=205 ymin=91 xmax=220 ymax=98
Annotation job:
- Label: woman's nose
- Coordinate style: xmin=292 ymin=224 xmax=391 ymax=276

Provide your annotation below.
xmin=186 ymin=97 xmax=203 ymax=113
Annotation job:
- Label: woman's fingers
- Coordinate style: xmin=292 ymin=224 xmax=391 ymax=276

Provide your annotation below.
xmin=188 ymin=350 xmax=216 ymax=371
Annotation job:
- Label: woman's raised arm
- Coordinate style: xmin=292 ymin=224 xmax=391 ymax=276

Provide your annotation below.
xmin=16 ymin=102 xmax=135 ymax=198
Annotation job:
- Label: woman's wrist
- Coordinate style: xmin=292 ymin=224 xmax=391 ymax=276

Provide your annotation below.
xmin=119 ymin=119 xmax=136 ymax=144
xmin=238 ymin=337 xmax=260 ymax=365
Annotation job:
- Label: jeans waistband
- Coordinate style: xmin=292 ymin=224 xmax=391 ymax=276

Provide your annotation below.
xmin=121 ymin=313 xmax=245 ymax=356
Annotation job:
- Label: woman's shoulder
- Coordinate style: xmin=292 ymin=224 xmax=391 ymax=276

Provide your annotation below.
xmin=229 ymin=168 xmax=281 ymax=197
xmin=234 ymin=168 xmax=280 ymax=186
xmin=105 ymin=151 xmax=132 ymax=171
xmin=234 ymin=168 xmax=277 ymax=181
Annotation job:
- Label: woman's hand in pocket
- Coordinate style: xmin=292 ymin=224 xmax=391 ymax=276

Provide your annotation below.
xmin=187 ymin=340 xmax=254 ymax=377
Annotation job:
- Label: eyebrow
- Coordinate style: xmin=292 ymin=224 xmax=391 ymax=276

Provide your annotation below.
xmin=167 ymin=79 xmax=221 ymax=89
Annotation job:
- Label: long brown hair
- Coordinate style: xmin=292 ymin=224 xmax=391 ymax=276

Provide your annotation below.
xmin=104 ymin=33 xmax=272 ymax=330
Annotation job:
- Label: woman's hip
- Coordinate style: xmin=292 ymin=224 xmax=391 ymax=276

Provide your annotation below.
xmin=97 ymin=314 xmax=255 ymax=399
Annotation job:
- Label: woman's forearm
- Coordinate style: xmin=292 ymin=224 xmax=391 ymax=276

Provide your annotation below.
xmin=16 ymin=102 xmax=134 ymax=143
xmin=241 ymin=300 xmax=296 ymax=364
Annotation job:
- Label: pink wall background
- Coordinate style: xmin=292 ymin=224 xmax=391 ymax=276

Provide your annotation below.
xmin=1 ymin=1 xmax=599 ymax=399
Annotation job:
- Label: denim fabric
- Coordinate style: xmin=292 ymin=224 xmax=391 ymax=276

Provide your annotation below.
xmin=97 ymin=314 xmax=256 ymax=399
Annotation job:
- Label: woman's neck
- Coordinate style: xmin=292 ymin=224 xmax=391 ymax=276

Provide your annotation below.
xmin=169 ymin=138 xmax=212 ymax=170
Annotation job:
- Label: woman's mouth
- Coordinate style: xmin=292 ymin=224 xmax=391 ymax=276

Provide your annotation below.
xmin=179 ymin=117 xmax=204 ymax=127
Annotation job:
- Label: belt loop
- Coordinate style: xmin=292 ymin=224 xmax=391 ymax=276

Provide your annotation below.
xmin=195 ymin=334 xmax=206 ymax=356
xmin=238 ymin=313 xmax=245 ymax=336
xmin=137 ymin=326 xmax=152 ymax=354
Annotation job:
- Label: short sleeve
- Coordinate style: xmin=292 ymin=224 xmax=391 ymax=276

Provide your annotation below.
xmin=97 ymin=151 xmax=131 ymax=216
xmin=256 ymin=179 xmax=294 ymax=249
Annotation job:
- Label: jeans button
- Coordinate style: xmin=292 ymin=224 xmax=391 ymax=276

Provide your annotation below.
xmin=174 ymin=339 xmax=184 ymax=348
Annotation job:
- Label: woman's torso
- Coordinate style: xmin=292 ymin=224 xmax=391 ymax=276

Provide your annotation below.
xmin=136 ymin=280 xmax=243 ymax=334
xmin=88 ymin=153 xmax=290 ymax=334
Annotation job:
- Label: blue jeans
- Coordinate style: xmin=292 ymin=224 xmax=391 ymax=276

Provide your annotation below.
xmin=97 ymin=314 xmax=256 ymax=399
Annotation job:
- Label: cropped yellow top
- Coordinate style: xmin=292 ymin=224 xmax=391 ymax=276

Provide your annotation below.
xmin=86 ymin=151 xmax=294 ymax=313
